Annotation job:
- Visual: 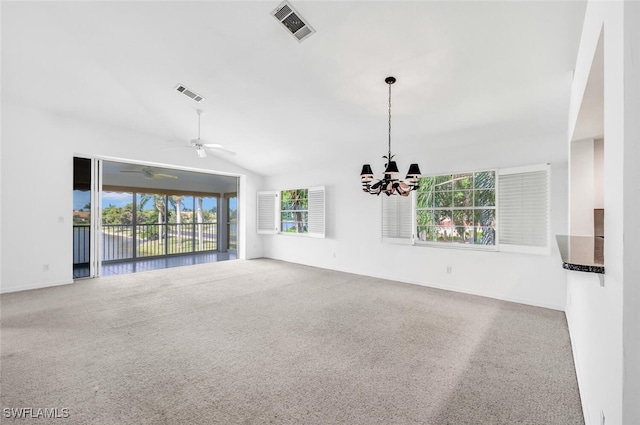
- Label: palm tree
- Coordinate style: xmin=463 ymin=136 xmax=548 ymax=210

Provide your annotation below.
xmin=169 ymin=195 xmax=183 ymax=251
xmin=138 ymin=194 xmax=166 ymax=246
xmin=196 ymin=197 xmax=204 ymax=251
xmin=473 ymin=171 xmax=496 ymax=245
xmin=282 ymin=189 xmax=307 ymax=233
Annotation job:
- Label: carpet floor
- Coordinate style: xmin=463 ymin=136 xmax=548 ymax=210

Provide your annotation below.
xmin=1 ymin=259 xmax=583 ymax=424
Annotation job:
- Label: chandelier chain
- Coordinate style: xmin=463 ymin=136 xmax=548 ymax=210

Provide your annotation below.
xmin=388 ymin=82 xmax=392 ymax=159
xmin=359 ymin=76 xmax=421 ymax=197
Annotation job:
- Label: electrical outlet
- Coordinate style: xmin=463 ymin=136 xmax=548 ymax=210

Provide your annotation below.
xmin=446 ymin=266 xmax=452 ymax=274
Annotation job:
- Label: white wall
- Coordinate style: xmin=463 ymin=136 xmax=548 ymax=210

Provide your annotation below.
xmin=0 ymin=103 xmax=264 ymax=294
xmin=570 ymin=138 xmax=596 ymax=236
xmin=622 ymin=2 xmax=640 ymax=423
xmin=594 ymin=138 xmax=604 ymax=209
xmin=260 ymin=131 xmax=569 ymax=310
xmin=566 ymin=1 xmax=640 ymax=424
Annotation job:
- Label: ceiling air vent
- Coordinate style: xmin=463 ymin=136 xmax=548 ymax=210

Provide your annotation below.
xmin=271 ymin=1 xmax=315 ymax=42
xmin=175 ymin=84 xmax=205 ymax=103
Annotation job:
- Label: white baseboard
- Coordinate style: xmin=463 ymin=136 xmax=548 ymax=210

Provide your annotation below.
xmin=264 ymin=256 xmax=565 ymax=311
xmin=370 ymin=271 xmax=565 ymax=311
xmin=0 ymin=279 xmax=75 ymax=295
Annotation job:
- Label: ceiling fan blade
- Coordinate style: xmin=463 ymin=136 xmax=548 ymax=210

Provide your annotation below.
xmin=206 ymin=146 xmax=236 ymax=156
xmin=154 ymin=173 xmax=178 ymax=179
xmin=185 ymin=111 xmax=234 ymax=158
xmin=163 ymin=146 xmax=190 ymax=151
xmin=120 ymin=170 xmax=144 ymax=173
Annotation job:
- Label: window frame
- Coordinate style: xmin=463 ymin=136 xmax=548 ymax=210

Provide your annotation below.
xmin=380 ymin=164 xmax=550 ymax=255
xmin=279 ymin=188 xmax=310 ymax=235
xmin=256 ymin=186 xmax=325 ymax=238
xmin=413 ymin=170 xmax=498 ymax=251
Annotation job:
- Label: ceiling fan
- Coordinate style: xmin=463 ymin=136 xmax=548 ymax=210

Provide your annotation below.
xmin=120 ymin=166 xmax=178 ymax=179
xmin=168 ymin=110 xmax=235 ymax=158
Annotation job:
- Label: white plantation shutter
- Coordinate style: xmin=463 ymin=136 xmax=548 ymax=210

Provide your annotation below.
xmin=382 ymin=193 xmax=413 ymax=244
xmin=308 ymin=186 xmax=325 ymax=238
xmin=257 ymin=191 xmax=278 ymax=234
xmin=498 ymin=164 xmax=550 ymax=254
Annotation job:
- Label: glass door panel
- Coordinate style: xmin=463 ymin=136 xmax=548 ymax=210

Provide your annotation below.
xmin=73 ymin=157 xmax=92 ymax=278
xmin=136 ymin=193 xmax=167 ymax=257
xmin=167 ymin=195 xmax=194 ymax=254
xmin=227 ymin=194 xmax=237 ymax=251
xmin=102 ymin=191 xmax=134 ymax=261
xmin=195 ymin=196 xmax=217 ymax=252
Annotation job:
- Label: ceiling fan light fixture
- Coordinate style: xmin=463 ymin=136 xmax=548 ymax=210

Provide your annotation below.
xmin=163 ymin=110 xmax=235 ymax=158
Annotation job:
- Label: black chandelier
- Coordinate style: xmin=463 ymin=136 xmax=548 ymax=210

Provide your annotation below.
xmin=360 ymin=76 xmax=421 ymax=196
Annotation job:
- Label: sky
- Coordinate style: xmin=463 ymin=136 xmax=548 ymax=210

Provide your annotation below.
xmin=73 ymin=190 xmax=236 ymax=212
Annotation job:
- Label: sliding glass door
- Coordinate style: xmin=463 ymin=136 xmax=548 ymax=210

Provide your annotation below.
xmin=73 ymin=157 xmax=101 ymax=278
xmin=226 ymin=193 xmax=238 ymax=251
xmin=74 ymin=158 xmax=240 ymax=278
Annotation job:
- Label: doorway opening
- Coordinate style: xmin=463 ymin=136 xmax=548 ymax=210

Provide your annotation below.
xmin=73 ymin=159 xmax=240 ymax=278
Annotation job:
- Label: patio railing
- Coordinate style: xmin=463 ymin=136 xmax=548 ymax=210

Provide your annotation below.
xmin=74 ymin=222 xmax=224 ymax=265
xmin=102 ymin=222 xmax=218 ymax=262
xmin=73 ymin=225 xmax=91 ymax=265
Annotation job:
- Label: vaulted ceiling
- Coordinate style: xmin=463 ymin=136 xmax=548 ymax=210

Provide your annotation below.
xmin=2 ymin=1 xmax=587 ymax=176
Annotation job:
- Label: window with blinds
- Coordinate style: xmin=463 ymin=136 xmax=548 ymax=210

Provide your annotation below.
xmin=415 ymin=171 xmax=496 ymax=247
xmin=257 ymin=191 xmax=278 ymax=234
xmin=308 ymin=187 xmax=325 ymax=238
xmin=380 ymin=164 xmax=550 ymax=254
xmin=498 ymin=164 xmax=550 ymax=254
xmin=382 ymin=194 xmax=413 ymax=243
xmin=256 ymin=186 xmax=325 ymax=238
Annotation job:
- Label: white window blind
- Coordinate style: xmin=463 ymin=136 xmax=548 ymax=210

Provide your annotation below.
xmin=257 ymin=191 xmax=278 ymax=234
xmin=382 ymin=193 xmax=413 ymax=244
xmin=498 ymin=164 xmax=550 ymax=254
xmin=308 ymin=186 xmax=325 ymax=238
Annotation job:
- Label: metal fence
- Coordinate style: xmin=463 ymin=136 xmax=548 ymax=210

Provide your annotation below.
xmin=102 ymin=222 xmax=217 ymax=262
xmin=73 ymin=225 xmax=91 ymax=265
xmin=229 ymin=222 xmax=237 ymax=250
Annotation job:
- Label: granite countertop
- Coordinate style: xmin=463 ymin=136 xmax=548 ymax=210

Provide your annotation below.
xmin=555 ymin=235 xmax=604 ymax=274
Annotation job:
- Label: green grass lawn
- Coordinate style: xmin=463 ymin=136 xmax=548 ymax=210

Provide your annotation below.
xmin=137 ymin=236 xmax=217 ymax=257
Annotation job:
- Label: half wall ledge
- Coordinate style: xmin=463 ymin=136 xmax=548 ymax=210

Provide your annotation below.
xmin=556 ymin=235 xmax=605 ymax=274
